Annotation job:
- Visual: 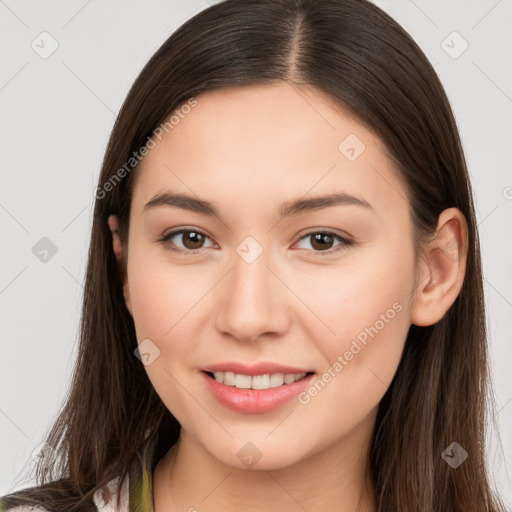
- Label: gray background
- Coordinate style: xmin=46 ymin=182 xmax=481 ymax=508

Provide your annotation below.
xmin=1 ymin=0 xmax=511 ymax=504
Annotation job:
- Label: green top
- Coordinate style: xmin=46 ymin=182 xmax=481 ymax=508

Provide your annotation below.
xmin=0 ymin=436 xmax=158 ymax=512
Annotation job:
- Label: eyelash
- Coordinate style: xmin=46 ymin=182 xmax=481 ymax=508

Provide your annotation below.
xmin=157 ymin=228 xmax=354 ymax=256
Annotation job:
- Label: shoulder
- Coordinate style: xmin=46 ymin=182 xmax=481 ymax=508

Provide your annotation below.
xmin=92 ymin=475 xmax=130 ymax=512
xmin=0 ymin=492 xmax=55 ymax=512
xmin=0 ymin=474 xmax=129 ymax=512
xmin=0 ymin=486 xmax=54 ymax=512
xmin=0 ymin=506 xmax=47 ymax=512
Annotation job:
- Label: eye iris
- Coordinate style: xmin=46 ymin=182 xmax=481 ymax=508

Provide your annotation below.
xmin=182 ymin=231 xmax=205 ymax=250
xmin=311 ymin=233 xmax=334 ymax=251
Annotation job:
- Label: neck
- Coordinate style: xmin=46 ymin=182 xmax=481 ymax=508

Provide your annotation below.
xmin=153 ymin=413 xmax=377 ymax=512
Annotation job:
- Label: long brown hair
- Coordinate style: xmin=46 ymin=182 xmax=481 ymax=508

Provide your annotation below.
xmin=2 ymin=0 xmax=506 ymax=510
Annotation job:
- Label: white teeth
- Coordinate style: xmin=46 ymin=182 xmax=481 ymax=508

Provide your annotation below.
xmin=235 ymin=374 xmax=252 ymax=389
xmin=269 ymin=373 xmax=284 ymax=388
xmin=284 ymin=374 xmax=297 ymax=384
xmin=211 ymin=371 xmax=307 ymax=390
xmin=252 ymin=374 xmax=270 ymax=390
xmin=221 ymin=371 xmax=235 ymax=386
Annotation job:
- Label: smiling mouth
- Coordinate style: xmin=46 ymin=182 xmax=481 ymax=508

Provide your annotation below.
xmin=203 ymin=370 xmax=315 ymax=390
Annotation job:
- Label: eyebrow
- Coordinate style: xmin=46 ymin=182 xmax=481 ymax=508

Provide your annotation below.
xmin=143 ymin=191 xmax=373 ymax=218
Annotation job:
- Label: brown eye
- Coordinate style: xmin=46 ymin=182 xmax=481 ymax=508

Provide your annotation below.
xmin=295 ymin=230 xmax=354 ymax=255
xmin=159 ymin=229 xmax=215 ymax=253
xmin=310 ymin=233 xmax=336 ymax=251
xmin=181 ymin=231 xmax=206 ymax=250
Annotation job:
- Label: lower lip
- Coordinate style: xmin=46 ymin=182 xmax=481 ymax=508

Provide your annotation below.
xmin=200 ymin=371 xmax=316 ymax=414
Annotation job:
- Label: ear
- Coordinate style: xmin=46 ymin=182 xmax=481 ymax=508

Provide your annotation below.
xmin=108 ymin=215 xmax=133 ymax=316
xmin=410 ymin=207 xmax=468 ymax=327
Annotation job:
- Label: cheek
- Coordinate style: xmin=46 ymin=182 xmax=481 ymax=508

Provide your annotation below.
xmin=303 ymin=248 xmax=412 ymax=334
xmin=299 ymin=242 xmax=414 ymax=385
xmin=126 ymin=252 xmax=209 ymax=342
xmin=126 ymin=255 xmax=207 ymax=423
xmin=295 ymin=268 xmax=411 ymax=435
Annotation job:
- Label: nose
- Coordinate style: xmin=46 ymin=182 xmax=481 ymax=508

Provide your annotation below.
xmin=214 ymin=246 xmax=291 ymax=344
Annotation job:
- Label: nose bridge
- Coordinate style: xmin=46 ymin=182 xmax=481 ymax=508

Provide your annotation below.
xmin=214 ymin=235 xmax=288 ymax=341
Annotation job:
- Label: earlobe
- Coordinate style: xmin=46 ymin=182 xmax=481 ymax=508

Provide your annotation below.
xmin=410 ymin=208 xmax=468 ymax=327
xmin=107 ymin=215 xmax=133 ymax=316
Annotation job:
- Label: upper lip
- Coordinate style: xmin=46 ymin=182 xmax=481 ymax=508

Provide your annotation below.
xmin=201 ymin=362 xmax=315 ymax=376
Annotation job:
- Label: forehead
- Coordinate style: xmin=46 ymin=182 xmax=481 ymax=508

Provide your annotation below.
xmin=132 ymin=83 xmax=407 ymax=219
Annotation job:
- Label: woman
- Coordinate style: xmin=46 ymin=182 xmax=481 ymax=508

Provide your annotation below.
xmin=0 ymin=0 xmax=507 ymax=510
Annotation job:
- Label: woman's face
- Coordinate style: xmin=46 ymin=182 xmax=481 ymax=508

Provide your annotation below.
xmin=120 ymin=83 xmax=419 ymax=470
